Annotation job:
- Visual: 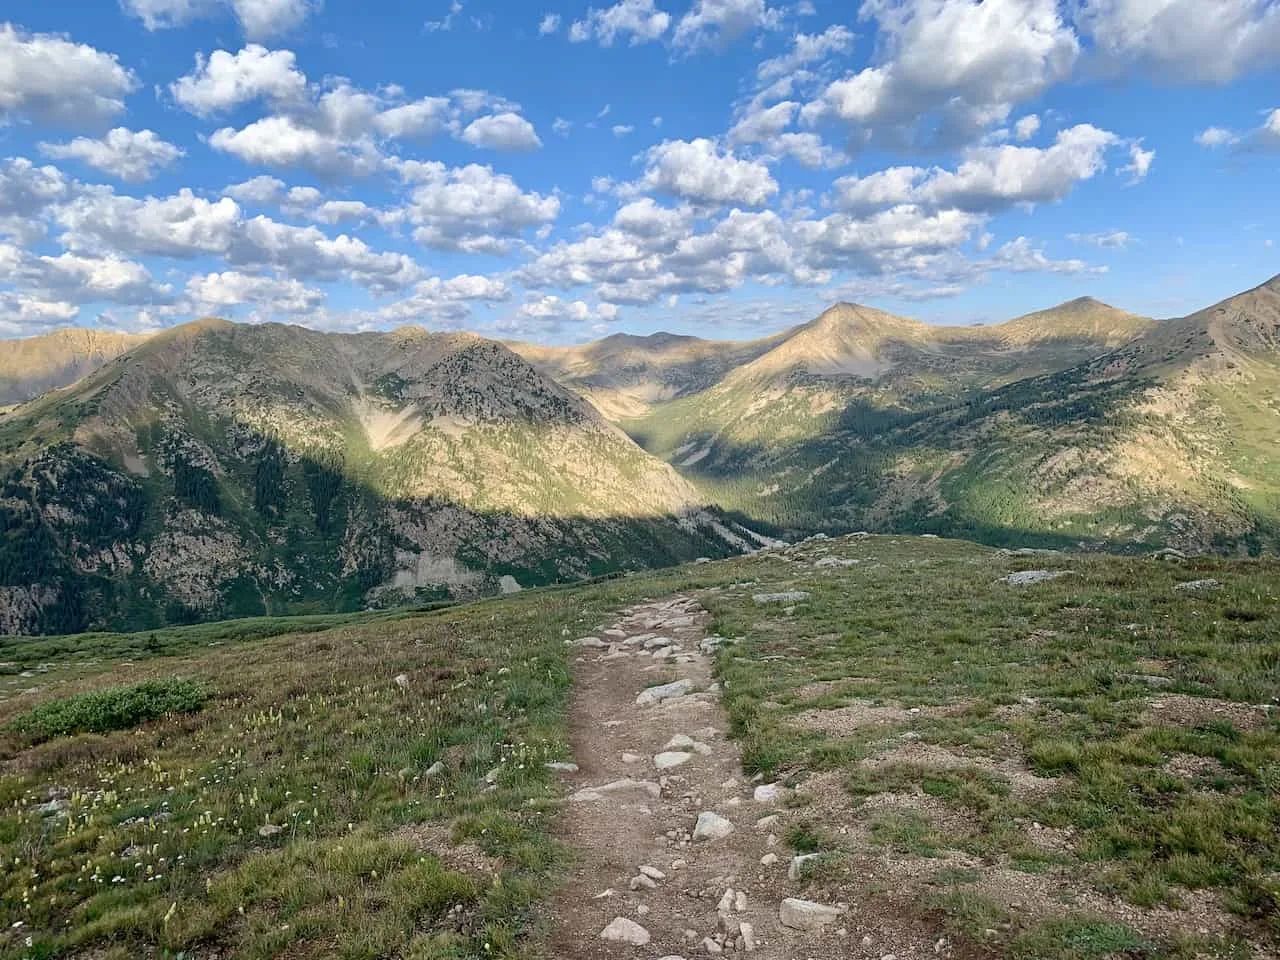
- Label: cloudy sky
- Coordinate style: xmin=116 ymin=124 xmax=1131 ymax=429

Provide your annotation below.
xmin=1 ymin=0 xmax=1277 ymax=341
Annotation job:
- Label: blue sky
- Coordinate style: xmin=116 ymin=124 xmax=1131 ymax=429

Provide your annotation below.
xmin=0 ymin=0 xmax=1277 ymax=342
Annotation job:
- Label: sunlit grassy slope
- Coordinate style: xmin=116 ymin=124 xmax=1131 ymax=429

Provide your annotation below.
xmin=2 ymin=535 xmax=1277 ymax=958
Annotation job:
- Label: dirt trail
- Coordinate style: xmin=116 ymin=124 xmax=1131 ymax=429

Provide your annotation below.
xmin=546 ymin=594 xmax=878 ymax=959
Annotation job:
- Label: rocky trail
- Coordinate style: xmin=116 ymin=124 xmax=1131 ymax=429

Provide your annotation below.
xmin=546 ymin=594 xmax=906 ymax=960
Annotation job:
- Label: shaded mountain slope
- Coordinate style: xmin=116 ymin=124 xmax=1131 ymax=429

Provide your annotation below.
xmin=0 ymin=320 xmax=751 ymax=635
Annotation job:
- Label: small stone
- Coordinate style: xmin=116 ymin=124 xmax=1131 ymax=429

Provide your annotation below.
xmin=734 ymin=892 xmax=748 ymax=912
xmin=753 ymin=783 xmax=785 ymax=803
xmin=754 ymin=814 xmax=779 ymax=831
xmin=424 ymin=760 xmax=446 ymax=779
xmin=571 ymin=636 xmax=606 ymax=648
xmin=544 ymin=761 xmax=579 ymax=773
xmin=1175 ymin=578 xmax=1222 ymax=592
xmin=630 ymin=874 xmax=657 ymax=891
xmin=671 ymin=859 xmax=688 ymax=870
xmin=394 ymin=673 xmax=410 ymax=690
xmin=636 ymin=904 xmax=650 ymax=916
xmin=639 ymin=865 xmax=666 ymax=880
xmin=655 ymin=751 xmax=694 ymax=771
xmin=693 ymin=811 xmax=735 ymax=841
xmin=258 ymin=824 xmax=283 ymax=837
xmin=665 ymin=734 xmax=696 ymax=750
xmin=739 ymin=922 xmax=756 ymax=952
xmin=779 ymin=898 xmax=845 ymax=931
xmin=717 ymin=888 xmax=736 ymax=915
xmin=600 ymin=917 xmax=650 ymax=945
xmin=760 ymin=853 xmax=779 ymax=866
xmin=622 ymin=752 xmax=644 ymax=764
xmin=702 ymin=937 xmax=723 ymax=955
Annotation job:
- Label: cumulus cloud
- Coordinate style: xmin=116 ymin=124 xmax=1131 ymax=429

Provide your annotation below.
xmin=39 ymin=129 xmax=185 ymax=183
xmin=636 ymin=138 xmax=779 ymax=206
xmin=538 ymin=12 xmax=561 ymax=34
xmin=674 ymin=0 xmax=784 ymax=50
xmin=0 ymin=158 xmax=72 ymax=242
xmin=209 ymin=115 xmax=384 ymax=178
xmin=185 ymin=270 xmax=324 ymax=315
xmin=514 ymin=294 xmax=620 ymax=329
xmin=171 ymin=45 xmax=308 ymax=115
xmin=373 ymin=274 xmax=511 ymax=326
xmin=460 ymin=112 xmax=543 ymax=151
xmin=122 ymin=0 xmax=318 ymax=39
xmin=801 ymin=0 xmax=1078 ymax=147
xmin=0 ymin=24 xmax=136 ymax=127
xmin=569 ymin=0 xmax=672 ymax=46
xmin=1013 ymin=114 xmax=1041 ymax=141
xmin=392 ymin=161 xmax=560 ymax=253
xmin=832 ymin=124 xmax=1121 ymax=213
xmin=1073 ymin=0 xmax=1280 ymax=83
xmin=756 ymin=24 xmax=854 ymax=82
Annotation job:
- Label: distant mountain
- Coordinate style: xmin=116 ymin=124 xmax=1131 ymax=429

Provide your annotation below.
xmin=616 ymin=278 xmax=1279 ymax=555
xmin=0 ymin=320 xmax=751 ymax=635
xmin=511 ymin=330 xmax=783 ymax=419
xmin=0 ymin=328 xmax=150 ymax=405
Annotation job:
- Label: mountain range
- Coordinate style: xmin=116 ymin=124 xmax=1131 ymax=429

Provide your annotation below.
xmin=1 ymin=273 xmax=1277 ymax=634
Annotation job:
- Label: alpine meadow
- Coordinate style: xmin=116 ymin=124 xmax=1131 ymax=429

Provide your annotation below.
xmin=1 ymin=1 xmax=1278 ymax=959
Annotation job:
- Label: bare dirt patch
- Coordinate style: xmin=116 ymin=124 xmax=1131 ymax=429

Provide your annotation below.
xmin=1143 ymin=694 xmax=1276 ymax=732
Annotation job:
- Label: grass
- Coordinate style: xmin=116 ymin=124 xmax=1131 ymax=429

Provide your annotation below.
xmin=2 ymin=534 xmax=1278 ymax=957
xmin=11 ymin=678 xmax=207 ymax=742
xmin=704 ymin=534 xmax=1280 ymax=955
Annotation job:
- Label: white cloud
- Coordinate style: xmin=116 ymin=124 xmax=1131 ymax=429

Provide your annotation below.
xmin=612 ymin=124 xmax=636 ymax=136
xmin=832 ymin=124 xmax=1121 ymax=213
xmin=802 ymin=0 xmax=1078 ymax=146
xmin=637 ymin=138 xmax=779 ymax=206
xmin=1014 ymin=114 xmax=1041 ymax=141
xmin=1068 ymin=230 xmax=1131 ymax=248
xmin=40 ymin=128 xmax=185 ymax=183
xmin=1193 ymin=110 xmax=1280 ymax=152
xmin=209 ymin=115 xmax=384 ymax=178
xmin=1195 ymin=126 xmax=1237 ymax=148
xmin=186 ymin=270 xmax=324 ymax=314
xmin=552 ymin=117 xmax=573 ymax=136
xmin=1073 ymin=0 xmax=1280 ymax=83
xmin=674 ymin=0 xmax=784 ymax=50
xmin=989 ymin=236 xmax=1093 ymax=274
xmin=515 ymin=294 xmax=620 ymax=327
xmin=171 ymin=45 xmax=307 ymax=116
xmin=373 ymin=273 xmax=511 ymax=326
xmin=50 ymin=184 xmax=421 ymax=293
xmin=0 ymin=24 xmax=136 ymax=127
xmin=569 ymin=0 xmax=672 ymax=46
xmin=538 ymin=12 xmax=561 ymax=34
xmin=425 ymin=1 xmax=464 ymax=31
xmin=1119 ymin=142 xmax=1154 ymax=183
xmin=757 ymin=24 xmax=854 ymax=82
xmin=371 ymin=97 xmax=453 ymax=139
xmin=123 ymin=0 xmax=318 ymax=39
xmin=460 ymin=112 xmax=543 ymax=151
xmin=0 ymin=242 xmax=172 ymax=312
xmin=0 ymin=158 xmax=72 ymax=242
xmin=223 ymin=175 xmax=286 ymax=204
xmin=392 ymin=161 xmax=560 ymax=252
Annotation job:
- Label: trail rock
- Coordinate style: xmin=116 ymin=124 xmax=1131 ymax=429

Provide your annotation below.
xmin=545 ymin=761 xmax=579 ymax=773
xmin=1175 ymin=579 xmax=1222 ymax=592
xmin=636 ymin=678 xmax=696 ymax=706
xmin=655 ymin=751 xmax=693 ymax=770
xmin=998 ymin=570 xmax=1063 ymax=586
xmin=753 ymin=783 xmax=785 ymax=803
xmin=779 ymin=897 xmax=845 ymax=931
xmin=693 ymin=811 xmax=735 ymax=841
xmin=600 ymin=917 xmax=650 ymax=945
xmin=752 ymin=591 xmax=810 ymax=604
xmin=571 ymin=779 xmax=661 ymax=802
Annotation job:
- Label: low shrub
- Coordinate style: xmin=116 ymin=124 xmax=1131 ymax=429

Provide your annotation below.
xmin=12 ymin=678 xmax=208 ymax=741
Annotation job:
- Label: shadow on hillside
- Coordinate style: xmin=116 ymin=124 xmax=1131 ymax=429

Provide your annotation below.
xmin=0 ymin=413 xmax=746 ymax=636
